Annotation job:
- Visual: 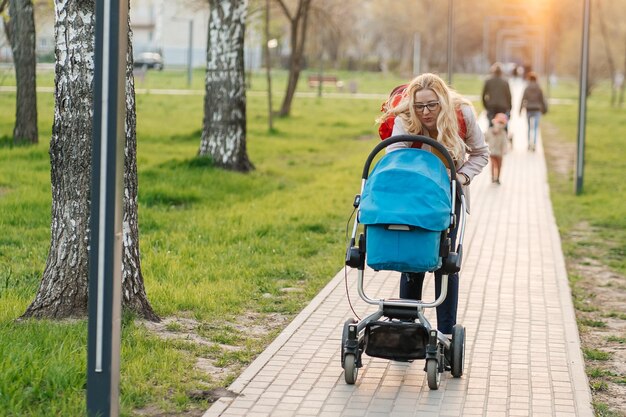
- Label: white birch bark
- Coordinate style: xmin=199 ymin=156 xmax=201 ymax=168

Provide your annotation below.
xmin=22 ymin=0 xmax=157 ymax=320
xmin=198 ymin=0 xmax=253 ymax=172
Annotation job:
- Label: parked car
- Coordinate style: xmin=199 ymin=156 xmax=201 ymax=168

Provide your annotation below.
xmin=134 ymin=52 xmax=164 ymax=70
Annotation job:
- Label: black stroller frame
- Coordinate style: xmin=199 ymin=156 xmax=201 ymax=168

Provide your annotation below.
xmin=342 ymin=135 xmax=467 ymax=389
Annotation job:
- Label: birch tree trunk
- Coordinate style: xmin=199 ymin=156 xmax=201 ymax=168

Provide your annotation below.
xmin=22 ymin=0 xmax=157 ymax=321
xmin=122 ymin=21 xmax=158 ymax=321
xmin=5 ymin=0 xmax=38 ymax=144
xmin=198 ymin=0 xmax=253 ymax=172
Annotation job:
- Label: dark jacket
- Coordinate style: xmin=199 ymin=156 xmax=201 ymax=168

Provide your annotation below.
xmin=521 ymin=82 xmax=547 ymax=114
xmin=482 ymin=76 xmax=512 ymax=113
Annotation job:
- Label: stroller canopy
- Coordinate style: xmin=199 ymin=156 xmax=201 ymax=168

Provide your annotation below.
xmin=359 ymin=148 xmax=452 ymax=232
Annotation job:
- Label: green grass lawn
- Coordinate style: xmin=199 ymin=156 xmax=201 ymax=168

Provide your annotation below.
xmin=1 ymin=68 xmax=624 ymax=415
xmin=0 ymin=69 xmax=410 ymax=416
xmin=542 ymin=79 xmax=626 ymax=417
xmin=544 ymin=80 xmax=626 ymax=275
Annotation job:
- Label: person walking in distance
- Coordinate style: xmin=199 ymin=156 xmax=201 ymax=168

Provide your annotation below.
xmin=520 ymin=72 xmax=548 ymax=151
xmin=485 ymin=113 xmax=508 ymax=184
xmin=482 ymin=62 xmax=512 ymax=131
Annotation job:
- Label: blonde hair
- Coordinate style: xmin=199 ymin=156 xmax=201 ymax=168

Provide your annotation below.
xmin=378 ymin=73 xmax=469 ymax=161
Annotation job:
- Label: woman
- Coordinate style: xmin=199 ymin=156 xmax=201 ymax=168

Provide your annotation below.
xmin=378 ymin=73 xmax=489 ymax=335
xmin=520 ymin=72 xmax=548 ymax=151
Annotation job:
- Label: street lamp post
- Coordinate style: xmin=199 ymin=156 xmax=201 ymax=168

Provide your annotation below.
xmin=447 ymin=0 xmax=454 ymax=84
xmin=87 ymin=0 xmax=127 ymax=415
xmin=266 ymin=38 xmax=278 ymax=131
xmin=576 ymin=0 xmax=591 ymax=194
xmin=187 ymin=19 xmax=193 ymax=87
xmin=173 ymin=17 xmax=194 ymax=87
xmin=413 ymin=32 xmax=421 ymax=76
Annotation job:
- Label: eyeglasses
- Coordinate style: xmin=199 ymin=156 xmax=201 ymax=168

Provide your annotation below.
xmin=414 ymin=101 xmax=440 ymax=112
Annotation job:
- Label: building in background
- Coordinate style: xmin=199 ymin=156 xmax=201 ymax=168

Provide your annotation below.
xmin=130 ymin=0 xmax=209 ymax=68
xmin=0 ymin=0 xmax=261 ymax=71
xmin=130 ymin=0 xmax=262 ymax=70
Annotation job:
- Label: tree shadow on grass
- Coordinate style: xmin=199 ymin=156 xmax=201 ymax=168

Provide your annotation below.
xmin=0 ymin=135 xmax=13 ymax=149
xmin=141 ymin=129 xmax=202 ymax=145
xmin=139 ymin=188 xmax=202 ymax=208
xmin=168 ymin=129 xmax=202 ymax=144
xmin=0 ymin=136 xmax=43 ymax=150
xmin=146 ymin=156 xmax=215 ymax=175
xmin=139 ymin=155 xmax=280 ymax=212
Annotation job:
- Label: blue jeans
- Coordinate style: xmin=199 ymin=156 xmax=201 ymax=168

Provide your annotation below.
xmin=399 ymin=200 xmax=461 ymax=334
xmin=527 ymin=111 xmax=542 ymax=147
xmin=400 ymin=271 xmax=459 ymax=334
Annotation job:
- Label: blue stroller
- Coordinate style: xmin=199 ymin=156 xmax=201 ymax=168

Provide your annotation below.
xmin=342 ymin=135 xmax=467 ymax=389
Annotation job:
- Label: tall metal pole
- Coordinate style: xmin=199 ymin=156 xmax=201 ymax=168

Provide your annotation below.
xmin=187 ymin=20 xmax=193 ymax=87
xmin=447 ymin=0 xmax=454 ymax=84
xmin=576 ymin=0 xmax=590 ymax=195
xmin=318 ymin=54 xmax=324 ymax=98
xmin=87 ymin=0 xmax=127 ymax=415
xmin=545 ymin=28 xmax=551 ymax=98
xmin=482 ymin=18 xmax=490 ymax=73
xmin=413 ymin=32 xmax=421 ymax=76
xmin=264 ymin=0 xmax=273 ymax=131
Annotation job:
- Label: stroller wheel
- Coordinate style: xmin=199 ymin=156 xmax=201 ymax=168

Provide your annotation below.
xmin=426 ymin=358 xmax=440 ymax=390
xmin=451 ymin=324 xmax=465 ymax=378
xmin=341 ymin=318 xmax=357 ymax=367
xmin=343 ymin=353 xmax=358 ymax=384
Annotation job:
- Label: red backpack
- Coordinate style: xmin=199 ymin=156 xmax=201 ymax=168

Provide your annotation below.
xmin=378 ymin=84 xmax=467 ymax=148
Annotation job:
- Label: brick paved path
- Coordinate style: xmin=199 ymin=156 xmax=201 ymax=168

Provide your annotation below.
xmin=204 ymin=80 xmax=593 ymax=416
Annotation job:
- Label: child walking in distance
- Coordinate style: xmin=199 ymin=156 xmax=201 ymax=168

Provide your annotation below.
xmin=485 ymin=113 xmax=508 ymax=184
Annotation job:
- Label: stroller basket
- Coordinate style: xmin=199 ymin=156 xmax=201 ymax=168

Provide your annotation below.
xmin=359 ymin=148 xmax=452 ymax=273
xmin=364 ymin=321 xmax=429 ymax=361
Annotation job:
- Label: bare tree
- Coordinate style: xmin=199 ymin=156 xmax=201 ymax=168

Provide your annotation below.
xmin=304 ymin=1 xmax=347 ymax=70
xmin=300 ymin=0 xmax=373 ymax=72
xmin=365 ymin=0 xmax=434 ymax=74
xmin=596 ymin=0 xmax=618 ymax=105
xmin=198 ymin=0 xmax=254 ymax=172
xmin=598 ymin=0 xmax=626 ymax=106
xmin=1 ymin=0 xmax=38 ymax=144
xmin=275 ymin=0 xmax=311 ymax=117
xmin=22 ymin=0 xmax=157 ymax=321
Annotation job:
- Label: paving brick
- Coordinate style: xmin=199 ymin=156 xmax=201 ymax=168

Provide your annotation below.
xmin=202 ymin=86 xmax=594 ymax=417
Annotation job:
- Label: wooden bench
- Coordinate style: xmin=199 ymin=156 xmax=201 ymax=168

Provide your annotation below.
xmin=307 ymin=75 xmax=344 ymax=90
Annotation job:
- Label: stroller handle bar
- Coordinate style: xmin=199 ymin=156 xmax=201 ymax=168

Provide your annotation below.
xmin=361 ymin=135 xmax=457 ymax=182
